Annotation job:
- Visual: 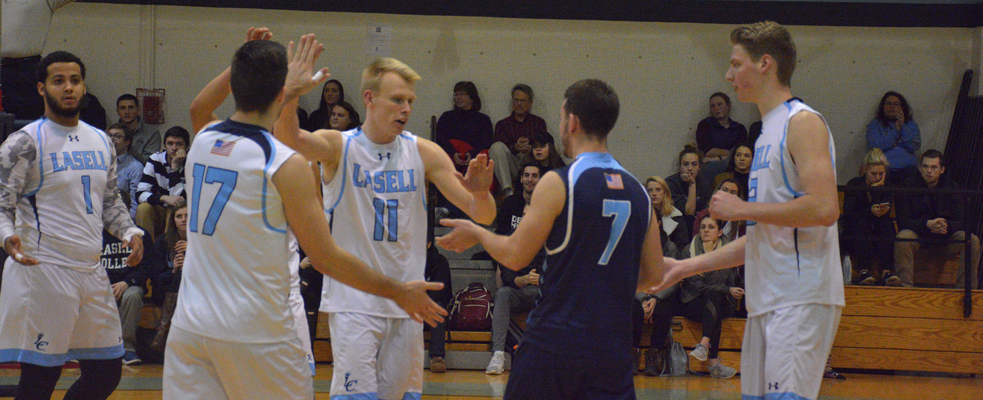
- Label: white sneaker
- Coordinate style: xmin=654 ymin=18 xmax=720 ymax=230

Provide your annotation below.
xmin=689 ymin=344 xmax=709 ymax=361
xmin=485 ymin=351 xmax=506 ymax=375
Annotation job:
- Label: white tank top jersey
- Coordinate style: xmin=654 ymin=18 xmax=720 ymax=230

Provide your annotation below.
xmin=744 ymin=99 xmax=846 ymax=317
xmin=13 ymin=118 xmax=116 ymax=271
xmin=171 ymin=120 xmax=300 ymax=343
xmin=320 ymin=128 xmax=427 ymax=318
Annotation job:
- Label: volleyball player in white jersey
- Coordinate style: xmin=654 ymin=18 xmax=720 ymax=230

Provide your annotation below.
xmin=654 ymin=22 xmax=845 ymax=400
xmin=273 ymin=55 xmax=496 ymax=399
xmin=0 ymin=51 xmax=144 ymax=400
xmin=164 ymin=31 xmax=446 ymax=400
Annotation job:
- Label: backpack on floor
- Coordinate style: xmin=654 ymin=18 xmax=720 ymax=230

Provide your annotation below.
xmin=448 ymin=282 xmax=493 ymax=331
xmin=665 ymin=330 xmax=689 ymax=376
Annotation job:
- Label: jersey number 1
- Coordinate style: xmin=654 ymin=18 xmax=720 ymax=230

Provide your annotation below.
xmin=599 ymin=200 xmax=631 ymax=265
xmin=190 ymin=163 xmax=239 ymax=236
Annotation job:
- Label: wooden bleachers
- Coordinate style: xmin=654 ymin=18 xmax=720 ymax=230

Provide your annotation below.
xmin=312 ymin=286 xmax=983 ymax=375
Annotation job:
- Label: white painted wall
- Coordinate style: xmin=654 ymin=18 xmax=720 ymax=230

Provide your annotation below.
xmin=41 ymin=3 xmax=975 ymax=183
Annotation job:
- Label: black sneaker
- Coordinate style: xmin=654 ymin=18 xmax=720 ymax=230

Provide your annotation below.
xmin=882 ymin=270 xmax=902 ymax=287
xmin=857 ymin=269 xmax=875 ymax=286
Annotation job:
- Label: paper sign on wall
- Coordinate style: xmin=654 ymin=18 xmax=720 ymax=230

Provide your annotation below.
xmin=366 ymin=24 xmax=392 ymax=56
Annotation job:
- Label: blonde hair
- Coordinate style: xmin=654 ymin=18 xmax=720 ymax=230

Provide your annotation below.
xmin=646 ymin=176 xmax=675 ymax=217
xmin=861 ymin=148 xmax=890 ymax=175
xmin=730 ymin=21 xmax=797 ymax=87
xmin=361 ymin=58 xmax=421 ymax=93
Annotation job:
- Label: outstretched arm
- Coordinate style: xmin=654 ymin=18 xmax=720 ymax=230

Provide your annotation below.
xmin=275 ymin=154 xmax=447 ymax=326
xmin=649 ymin=235 xmax=747 ymax=294
xmin=420 ymin=138 xmax=497 ymax=225
xmin=271 ymin=34 xmax=343 ymax=167
xmin=636 ymin=207 xmax=666 ymax=292
xmin=437 ymin=171 xmax=563 ymax=269
xmin=190 ymin=27 xmax=274 ymax=133
xmin=709 ymin=112 xmax=839 ymax=228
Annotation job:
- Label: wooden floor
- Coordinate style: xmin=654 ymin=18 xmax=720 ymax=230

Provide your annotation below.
xmin=2 ymin=364 xmax=981 ymax=399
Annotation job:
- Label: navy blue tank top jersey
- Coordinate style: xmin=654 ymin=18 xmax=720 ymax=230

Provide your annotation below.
xmin=523 ymin=152 xmax=651 ymax=358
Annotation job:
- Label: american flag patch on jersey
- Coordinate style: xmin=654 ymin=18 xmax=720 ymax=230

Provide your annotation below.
xmin=605 ymin=173 xmax=624 ymax=189
xmin=211 ymin=140 xmax=235 ymax=156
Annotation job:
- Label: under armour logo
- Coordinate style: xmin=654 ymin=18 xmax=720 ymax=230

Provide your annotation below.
xmin=68 ymin=135 xmax=79 ymax=142
xmin=768 ymin=382 xmax=780 ymax=391
xmin=378 ymin=152 xmax=391 ymax=161
xmin=34 ymin=334 xmax=49 ymax=351
xmin=344 ymin=372 xmax=358 ymax=392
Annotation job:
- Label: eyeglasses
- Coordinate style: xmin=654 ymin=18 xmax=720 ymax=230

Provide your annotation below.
xmin=512 ymin=98 xmax=531 ymax=104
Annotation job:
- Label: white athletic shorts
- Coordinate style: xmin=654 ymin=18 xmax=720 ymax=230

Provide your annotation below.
xmin=289 ymin=283 xmax=315 ymax=376
xmin=0 ymin=259 xmax=124 ymax=366
xmin=741 ymin=303 xmax=843 ymax=400
xmin=328 ymin=312 xmax=423 ymax=400
xmin=162 ymin=326 xmax=313 ymax=400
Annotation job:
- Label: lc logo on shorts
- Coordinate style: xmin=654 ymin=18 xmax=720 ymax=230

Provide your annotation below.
xmin=344 ymin=372 xmax=358 ymax=392
xmin=35 ymin=334 xmax=50 ymax=351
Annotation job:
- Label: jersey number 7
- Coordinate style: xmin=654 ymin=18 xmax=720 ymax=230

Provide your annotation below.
xmin=599 ymin=199 xmax=631 ymax=265
xmin=190 ymin=163 xmax=239 ymax=236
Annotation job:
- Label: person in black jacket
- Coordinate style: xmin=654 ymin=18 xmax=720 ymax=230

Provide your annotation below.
xmin=895 ymin=150 xmax=980 ymax=288
xmin=101 ymin=226 xmax=154 ymax=366
xmin=841 ymin=149 xmax=897 ymax=285
xmin=422 ymin=241 xmax=453 ymax=373
xmin=485 ymin=162 xmax=546 ymax=375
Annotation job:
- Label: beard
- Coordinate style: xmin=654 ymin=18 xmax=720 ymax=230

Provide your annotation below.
xmin=44 ymin=90 xmax=82 ymax=118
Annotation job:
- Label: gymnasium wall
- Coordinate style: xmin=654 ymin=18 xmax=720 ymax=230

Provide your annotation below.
xmin=27 ymin=3 xmax=983 ymax=182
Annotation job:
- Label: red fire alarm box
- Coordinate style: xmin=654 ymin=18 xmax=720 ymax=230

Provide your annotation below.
xmin=137 ymin=88 xmax=166 ymax=125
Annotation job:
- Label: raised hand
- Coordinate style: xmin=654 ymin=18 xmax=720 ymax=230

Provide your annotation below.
xmin=245 ymin=27 xmax=273 ymax=43
xmin=394 ymin=280 xmax=449 ymax=327
xmin=708 ymin=190 xmax=746 ymax=221
xmin=284 ymin=33 xmax=329 ymax=100
xmin=456 ymin=153 xmax=494 ymax=194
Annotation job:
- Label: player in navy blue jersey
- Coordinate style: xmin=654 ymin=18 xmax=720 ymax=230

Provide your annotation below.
xmin=438 ymin=79 xmax=666 ymax=400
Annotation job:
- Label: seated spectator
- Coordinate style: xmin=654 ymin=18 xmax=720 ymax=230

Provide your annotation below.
xmin=693 ymin=179 xmax=746 ymax=242
xmin=489 ymin=84 xmax=548 ymax=198
xmin=696 ymin=92 xmax=747 ymax=179
xmin=435 ymin=81 xmax=493 ymax=175
xmin=632 ymin=208 xmax=679 ymax=375
xmin=328 ymin=101 xmax=361 ymax=131
xmin=424 ymin=239 xmax=452 ymax=373
xmin=842 ymin=149 xmax=897 ymax=285
xmin=79 ymin=92 xmax=107 ymax=130
xmin=895 ymin=150 xmax=980 ymax=288
xmin=867 ymin=91 xmax=920 ymax=185
xmin=665 ymin=144 xmax=714 ymax=228
xmin=147 ymin=201 xmax=189 ymax=352
xmin=116 ymin=94 xmax=161 ymax=164
xmin=646 ymin=176 xmax=689 ymax=255
xmin=645 ymin=216 xmax=741 ymax=379
xmin=305 ymin=79 xmax=344 ymax=131
xmin=747 ymin=120 xmax=762 ymax=147
xmin=135 ymin=126 xmax=189 ymax=240
xmin=486 ymin=162 xmax=546 ymax=375
xmin=108 ymin=122 xmax=143 ymax=218
xmin=519 ymin=131 xmax=566 ymax=171
xmin=713 ymin=142 xmax=753 ymax=194
xmin=99 ymin=192 xmax=153 ymax=366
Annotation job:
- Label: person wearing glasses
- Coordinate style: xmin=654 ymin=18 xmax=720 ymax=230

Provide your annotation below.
xmin=108 ymin=122 xmax=143 ymax=218
xmin=490 ymin=84 xmax=549 ymax=198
